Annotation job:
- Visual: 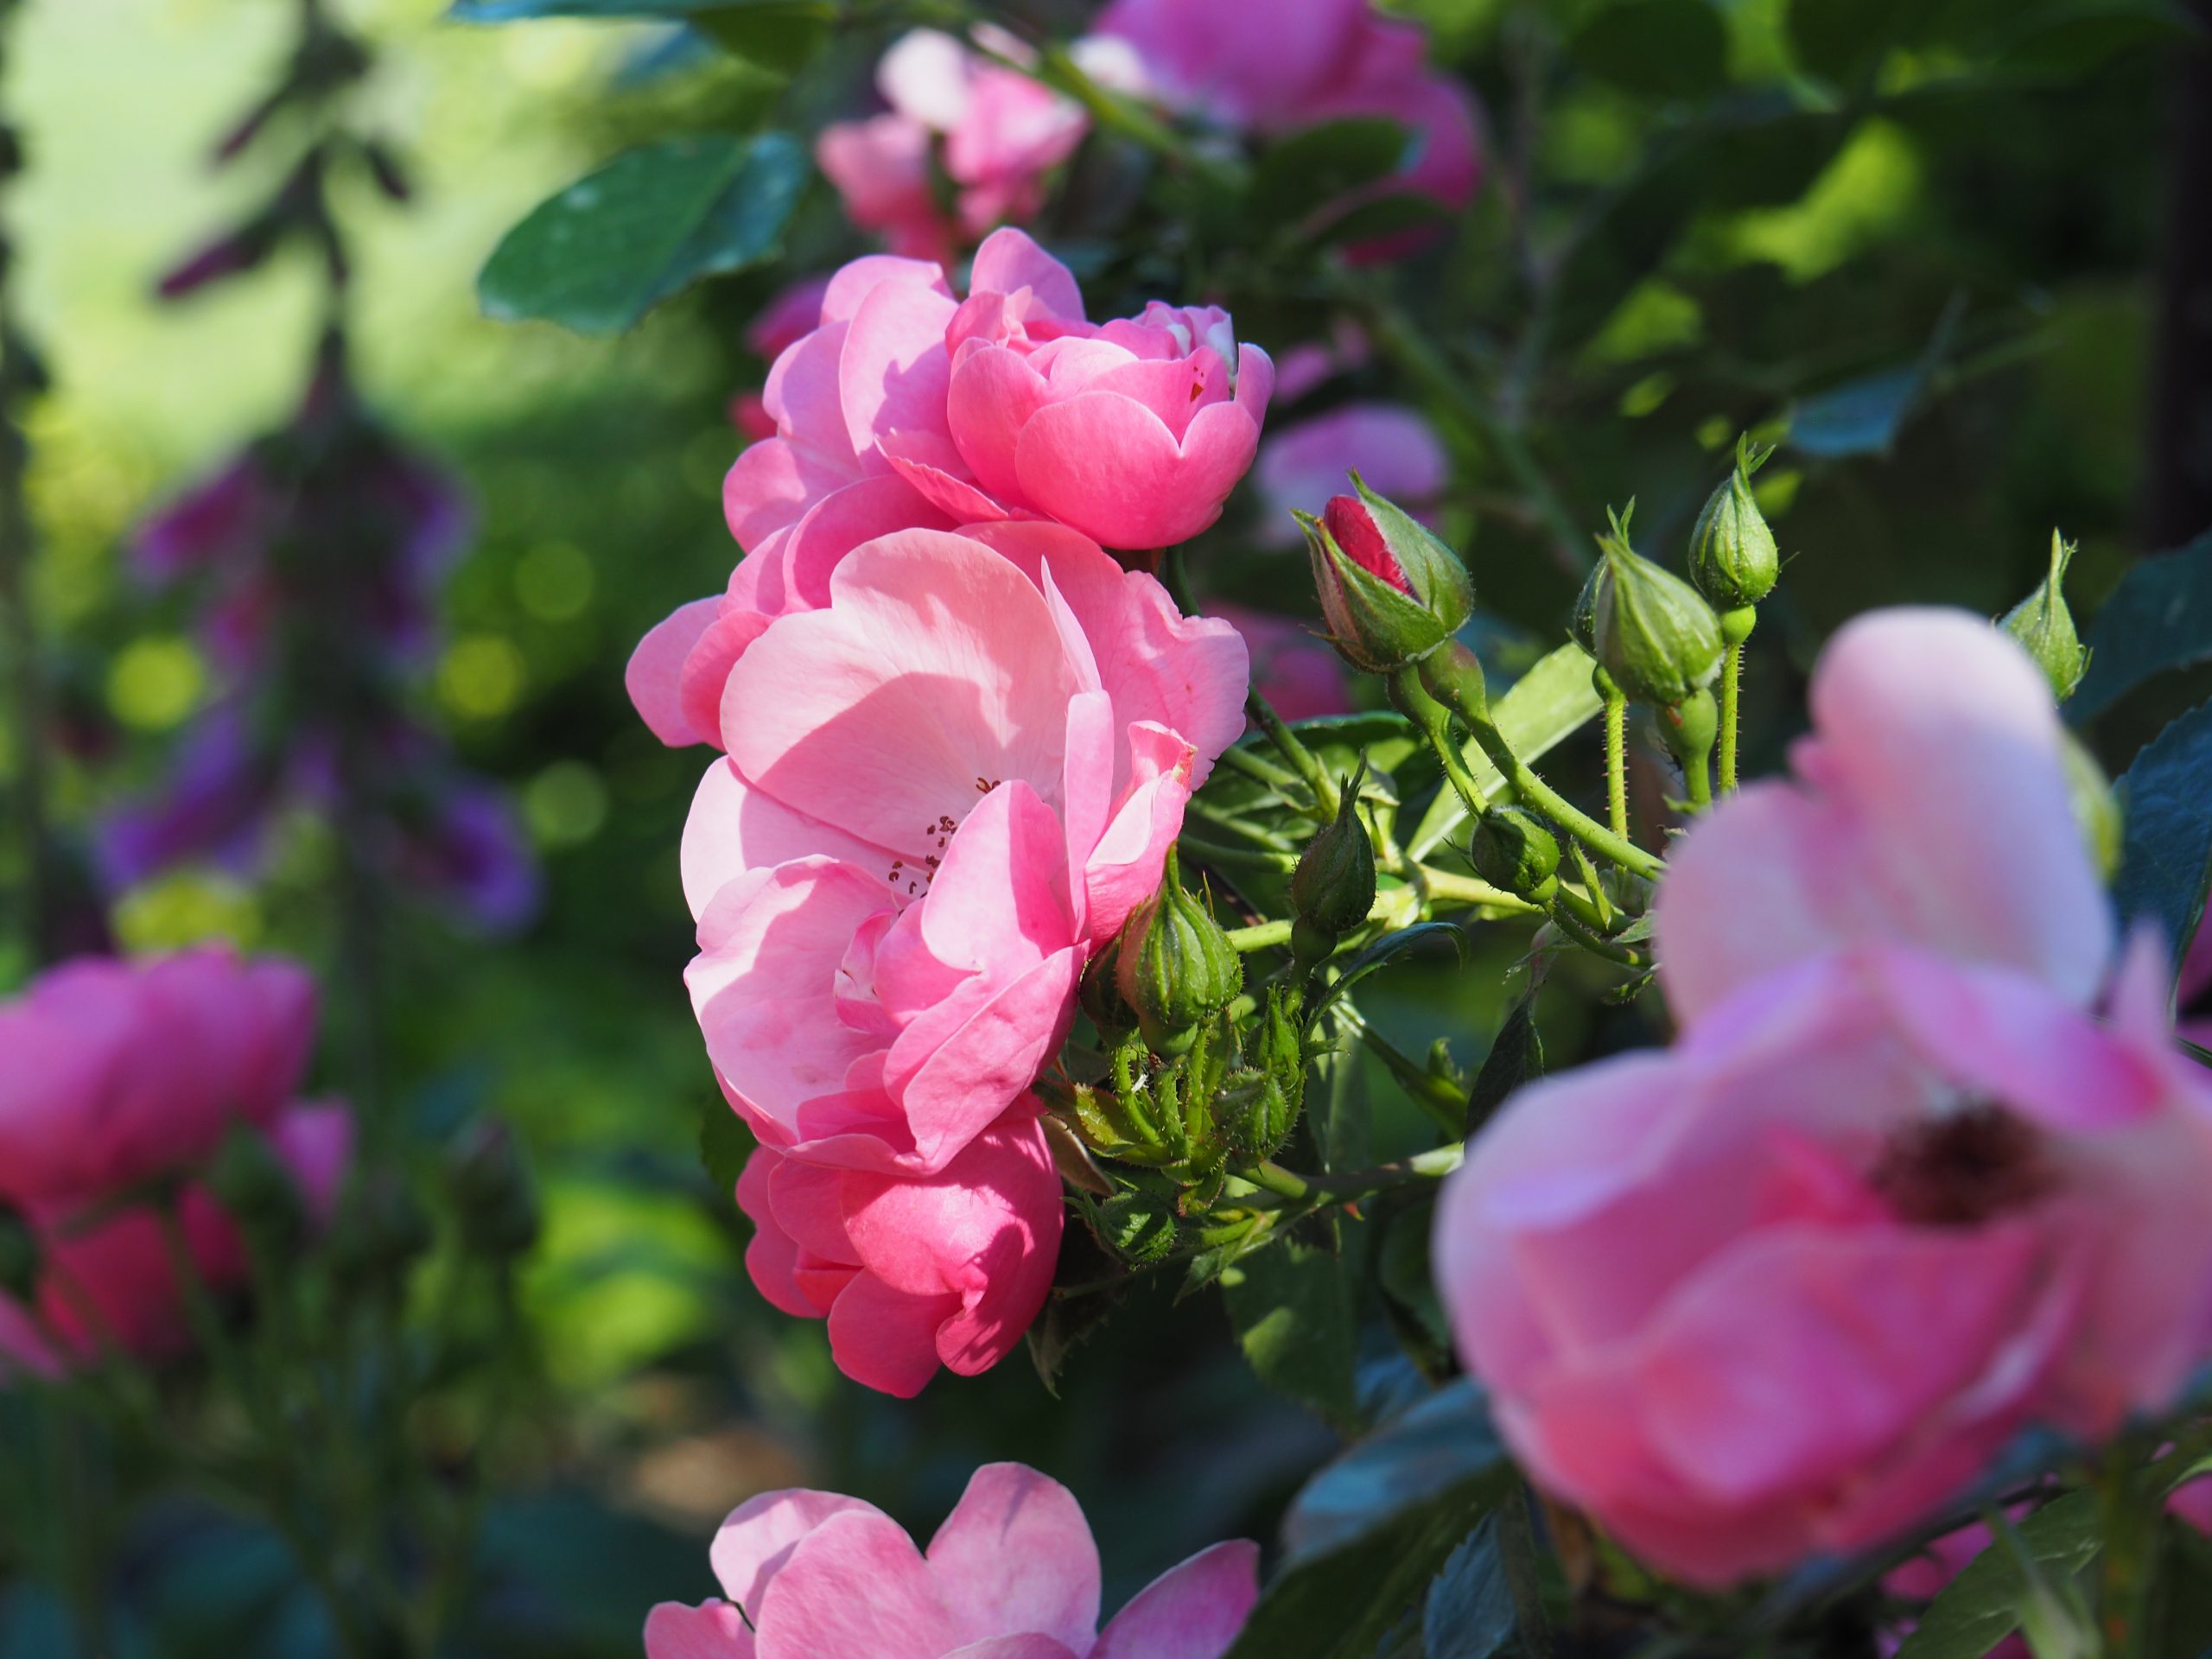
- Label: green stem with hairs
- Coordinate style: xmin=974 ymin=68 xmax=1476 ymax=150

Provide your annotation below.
xmin=1719 ymin=641 xmax=1745 ymax=793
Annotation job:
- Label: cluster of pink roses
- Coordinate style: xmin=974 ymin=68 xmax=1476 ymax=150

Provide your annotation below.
xmin=1435 ymin=610 xmax=2212 ymax=1586
xmin=645 ymin=1464 xmax=1259 ymax=1659
xmin=0 ymin=945 xmax=351 ymax=1374
xmin=628 ymin=231 xmax=1255 ymax=1395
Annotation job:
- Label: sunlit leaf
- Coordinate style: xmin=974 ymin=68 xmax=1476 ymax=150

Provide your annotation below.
xmin=1222 ymin=1237 xmax=1359 ymax=1432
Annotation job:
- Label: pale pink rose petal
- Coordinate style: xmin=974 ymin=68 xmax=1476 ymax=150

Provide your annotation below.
xmin=947 ymin=347 xmax=1052 ymax=505
xmin=825 ymin=1270 xmax=963 ymax=1397
xmin=1092 ymin=1541 xmax=1262 ymax=1659
xmin=736 ymin=1150 xmax=819 ymax=1317
xmin=926 ymin=1465 xmax=1102 ymax=1652
xmin=969 ymin=227 xmax=1087 ymax=321
xmin=753 ymin=1509 xmax=960 ymax=1659
xmin=679 ymin=611 xmax=776 ymax=752
xmin=681 ymin=761 xmax=892 ymax=919
xmin=721 ymin=531 xmax=1077 ymax=861
xmin=711 ymin=1487 xmax=888 ymax=1614
xmin=724 ymin=439 xmax=833 ymax=557
xmin=779 ymin=474 xmax=955 ymax=611
xmin=882 ymin=950 xmax=1084 ymax=1167
xmin=839 ymin=279 xmax=962 ymax=463
xmin=821 ymin=255 xmax=954 ymax=326
xmin=912 ymin=781 xmax=1078 ymax=974
xmin=944 ymin=1640 xmax=1080 ymax=1659
xmin=627 ymin=597 xmax=723 ymax=747
xmin=879 ymin=29 xmax=976 ymax=130
xmin=1081 ymin=722 xmax=1198 ymax=946
xmin=644 ymin=1600 xmax=755 ymax=1659
xmin=816 ymin=115 xmax=949 ymax=264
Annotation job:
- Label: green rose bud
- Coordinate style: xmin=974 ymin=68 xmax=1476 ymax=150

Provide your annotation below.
xmin=1289 ymin=765 xmax=1377 ymax=965
xmin=445 ymin=1117 xmax=541 ymax=1260
xmin=1078 ymin=933 xmax=1135 ymax=1033
xmin=2000 ymin=531 xmax=2090 ymax=702
xmin=1302 ymin=474 xmax=1475 ymax=674
xmin=1469 ymin=806 xmax=1560 ymax=904
xmin=1588 ymin=504 xmax=1724 ymax=709
xmin=208 ymin=1123 xmax=307 ymax=1255
xmin=1115 ymin=853 xmax=1243 ymax=1058
xmin=1688 ymin=435 xmax=1781 ymax=610
xmin=1098 ymin=1190 xmax=1178 ymax=1265
xmin=327 ymin=1171 xmax=433 ymax=1292
xmin=2062 ymin=728 xmax=2122 ymax=880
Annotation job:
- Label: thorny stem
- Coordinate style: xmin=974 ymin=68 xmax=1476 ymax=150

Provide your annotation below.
xmin=1245 ymin=690 xmax=1340 ymax=818
xmin=1605 ymin=687 xmax=1630 ymax=838
xmin=1240 ymin=1142 xmax=1467 ymax=1206
xmin=1719 ymin=640 xmax=1745 ymax=793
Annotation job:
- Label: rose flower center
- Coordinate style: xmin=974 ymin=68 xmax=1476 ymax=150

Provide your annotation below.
xmin=1868 ymin=1103 xmax=2055 ymax=1228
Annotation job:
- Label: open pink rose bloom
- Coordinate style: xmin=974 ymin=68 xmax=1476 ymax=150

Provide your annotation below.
xmin=0 ymin=946 xmax=352 ymax=1374
xmin=1435 ymin=609 xmax=2212 ymax=1586
xmin=645 ymin=1463 xmax=1259 ymax=1659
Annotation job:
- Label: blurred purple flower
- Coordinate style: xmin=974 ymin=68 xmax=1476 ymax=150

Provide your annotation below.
xmin=1253 ymin=401 xmax=1448 ymax=547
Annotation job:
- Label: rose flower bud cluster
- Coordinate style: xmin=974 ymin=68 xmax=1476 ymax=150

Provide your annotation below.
xmin=0 ymin=946 xmax=353 ymax=1374
xmin=645 ymin=1463 xmax=1259 ymax=1659
xmin=626 ymin=232 xmax=1254 ymax=1395
xmin=1435 ymin=609 xmax=2212 ymax=1587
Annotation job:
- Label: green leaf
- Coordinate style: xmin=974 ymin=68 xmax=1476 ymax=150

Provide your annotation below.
xmin=1993 ymin=2 xmax=2196 ymax=74
xmin=2070 ymin=530 xmax=2212 ymax=721
xmin=1249 ymin=118 xmax=1413 ymax=229
xmin=1465 ymin=983 xmax=1544 ymax=1135
xmin=1221 ymin=1238 xmax=1359 ymax=1431
xmin=1571 ymin=0 xmax=1731 ymax=100
xmin=1027 ymin=1212 xmax=1128 ymax=1395
xmin=479 ymin=132 xmax=807 ymax=334
xmin=1310 ymin=924 xmax=1465 ymax=1021
xmin=450 ymin=0 xmax=839 ymax=68
xmin=2112 ymin=697 xmax=2212 ymax=981
xmin=1225 ymin=1382 xmax=1513 ymax=1659
xmin=1313 ymin=193 xmax=1455 ymax=250
xmin=2149 ymin=1518 xmax=2212 ymax=1658
xmin=1788 ymin=0 xmax=1916 ymax=86
xmin=1893 ymin=1491 xmax=2101 ymax=1659
xmin=1423 ymin=1520 xmax=1516 ymax=1659
xmin=698 ymin=1095 xmax=753 ymax=1198
xmin=1786 ymin=297 xmax=1963 ymax=459
xmin=1406 ymin=645 xmax=1607 ymax=861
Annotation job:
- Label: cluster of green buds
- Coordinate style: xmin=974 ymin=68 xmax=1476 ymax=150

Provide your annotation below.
xmin=1112 ymin=850 xmax=1243 ymax=1058
xmin=1301 ymin=474 xmax=1475 ymax=674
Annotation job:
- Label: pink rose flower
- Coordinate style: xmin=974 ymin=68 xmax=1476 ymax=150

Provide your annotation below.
xmin=645 ymin=1462 xmax=1260 ymax=1657
xmin=708 ymin=229 xmax=1273 ymax=560
xmin=735 ymin=1117 xmax=1060 ymax=1395
xmin=1252 ymin=402 xmax=1448 ymax=547
xmin=1211 ymin=603 xmax=1352 ymax=721
xmin=678 ymin=525 xmax=1244 ymax=1176
xmin=1653 ymin=608 xmax=2115 ymax=1028
xmin=818 ymin=29 xmax=1090 ymax=262
xmin=1433 ymin=941 xmax=2212 ymax=1588
xmin=1093 ymin=0 xmax=1483 ymax=242
xmin=0 ymin=947 xmax=352 ymax=1373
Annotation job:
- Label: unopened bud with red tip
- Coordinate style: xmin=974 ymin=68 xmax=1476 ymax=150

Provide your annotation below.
xmin=1589 ymin=504 xmax=1724 ymax=709
xmin=1688 ymin=435 xmax=1781 ymax=612
xmin=1116 ymin=852 xmax=1243 ymax=1058
xmin=2001 ymin=531 xmax=2090 ymax=702
xmin=1301 ymin=474 xmax=1474 ymax=673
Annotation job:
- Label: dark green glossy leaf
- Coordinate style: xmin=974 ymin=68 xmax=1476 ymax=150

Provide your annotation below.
xmin=1310 ymin=924 xmax=1465 ymax=1020
xmin=1408 ymin=644 xmax=1606 ymax=861
xmin=2112 ymin=697 xmax=2212 ymax=982
xmin=1225 ymin=1382 xmax=1513 ymax=1659
xmin=1893 ymin=1491 xmax=2101 ymax=1659
xmin=1571 ymin=0 xmax=1731 ymax=100
xmin=1250 ymin=119 xmax=1413 ymax=228
xmin=480 ymin=132 xmax=807 ymax=334
xmin=2070 ymin=530 xmax=2212 ymax=720
xmin=1313 ymin=193 xmax=1455 ymax=250
xmin=1787 ymin=298 xmax=1962 ymax=458
xmin=1424 ymin=1520 xmax=1516 ymax=1659
xmin=1221 ymin=1237 xmax=1358 ymax=1431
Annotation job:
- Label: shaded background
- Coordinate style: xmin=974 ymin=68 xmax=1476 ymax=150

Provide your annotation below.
xmin=1 ymin=0 xmax=2204 ymax=1649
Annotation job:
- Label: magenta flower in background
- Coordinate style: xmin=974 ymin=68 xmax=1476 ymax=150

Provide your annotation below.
xmin=736 ymin=1118 xmax=1061 ymax=1395
xmin=644 ymin=1463 xmax=1259 ymax=1657
xmin=672 ymin=525 xmax=1244 ymax=1181
xmin=0 ymin=947 xmax=353 ymax=1374
xmin=1434 ymin=608 xmax=2212 ymax=1587
xmin=1211 ymin=603 xmax=1352 ymax=721
xmin=1252 ymin=402 xmax=1449 ymax=547
xmin=817 ymin=28 xmax=1093 ymax=264
xmin=1094 ymin=0 xmax=1484 ymax=247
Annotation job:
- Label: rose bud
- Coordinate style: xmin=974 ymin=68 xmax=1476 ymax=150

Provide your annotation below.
xmin=2000 ymin=530 xmax=2090 ymax=702
xmin=445 ymin=1116 xmax=541 ymax=1261
xmin=1116 ymin=854 xmax=1243 ymax=1058
xmin=1289 ymin=766 xmax=1377 ymax=968
xmin=1589 ymin=505 xmax=1724 ymax=709
xmin=1688 ymin=435 xmax=1781 ymax=618
xmin=207 ymin=1122 xmax=309 ymax=1256
xmin=1469 ymin=806 xmax=1560 ymax=906
xmin=1301 ymin=473 xmax=1474 ymax=674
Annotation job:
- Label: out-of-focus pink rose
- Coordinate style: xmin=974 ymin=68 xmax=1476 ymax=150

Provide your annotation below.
xmin=645 ymin=1462 xmax=1260 ymax=1656
xmin=747 ymin=274 xmax=835 ymax=363
xmin=0 ymin=947 xmax=352 ymax=1374
xmin=1654 ymin=609 xmax=2114 ymax=1029
xmin=735 ymin=1118 xmax=1060 ymax=1395
xmin=1211 ymin=603 xmax=1351 ymax=721
xmin=677 ymin=526 xmax=1244 ymax=1176
xmin=1434 ymin=939 xmax=2212 ymax=1589
xmin=628 ymin=234 xmax=1269 ymax=751
xmin=1253 ymin=403 xmax=1448 ymax=547
xmin=1093 ymin=0 xmax=1483 ymax=244
xmin=818 ymin=29 xmax=1090 ymax=261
